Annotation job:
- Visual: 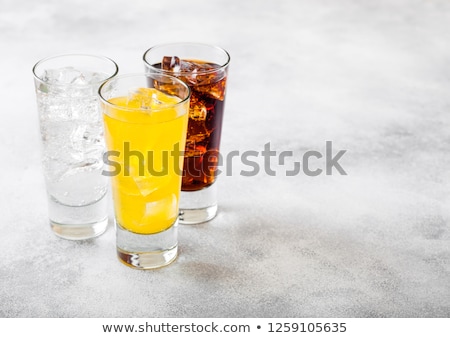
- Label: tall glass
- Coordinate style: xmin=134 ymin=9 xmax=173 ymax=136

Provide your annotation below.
xmin=33 ymin=54 xmax=118 ymax=240
xmin=99 ymin=74 xmax=190 ymax=269
xmin=143 ymin=43 xmax=230 ymax=224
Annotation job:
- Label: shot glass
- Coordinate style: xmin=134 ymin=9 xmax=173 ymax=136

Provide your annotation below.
xmin=33 ymin=54 xmax=118 ymax=240
xmin=99 ymin=73 xmax=190 ymax=269
xmin=143 ymin=43 xmax=230 ymax=224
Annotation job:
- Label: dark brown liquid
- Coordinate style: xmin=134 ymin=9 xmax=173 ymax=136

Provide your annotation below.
xmin=153 ymin=60 xmax=227 ymax=191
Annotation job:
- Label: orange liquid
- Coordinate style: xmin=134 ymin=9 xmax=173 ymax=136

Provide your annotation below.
xmin=102 ymin=88 xmax=188 ymax=234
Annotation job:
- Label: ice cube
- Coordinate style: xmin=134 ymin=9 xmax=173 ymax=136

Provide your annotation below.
xmin=143 ymin=193 xmax=177 ymax=221
xmin=161 ymin=56 xmax=209 ymax=73
xmin=184 ymin=141 xmax=207 ymax=157
xmin=133 ymin=174 xmax=171 ymax=197
xmin=133 ymin=176 xmax=157 ymax=197
xmin=125 ymin=153 xmax=170 ymax=197
xmin=127 ymin=87 xmax=180 ymax=110
xmin=187 ymin=120 xmax=210 ymax=143
xmin=195 ymin=76 xmax=227 ymax=101
xmin=82 ymin=122 xmax=104 ymax=146
xmin=69 ymin=124 xmax=87 ymax=160
xmin=190 ymin=99 xmax=207 ymax=121
xmin=162 ymin=56 xmax=181 ymax=72
xmin=48 ymin=161 xmax=106 ymax=206
xmin=71 ymin=74 xmax=88 ymax=85
xmin=43 ymin=67 xmax=85 ymax=85
xmin=127 ymin=88 xmax=155 ymax=109
xmin=162 ymin=57 xmax=214 ymax=82
xmin=161 ymin=57 xmax=227 ymax=99
xmin=183 ymin=63 xmax=217 ymax=86
xmin=43 ymin=67 xmax=109 ymax=88
xmin=83 ymin=71 xmax=108 ymax=84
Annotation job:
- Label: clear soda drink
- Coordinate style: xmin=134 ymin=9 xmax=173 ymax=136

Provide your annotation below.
xmin=33 ymin=54 xmax=118 ymax=240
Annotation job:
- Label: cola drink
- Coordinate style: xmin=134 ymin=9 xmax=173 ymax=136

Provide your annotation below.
xmin=153 ymin=57 xmax=227 ymax=191
xmin=144 ymin=43 xmax=230 ymax=224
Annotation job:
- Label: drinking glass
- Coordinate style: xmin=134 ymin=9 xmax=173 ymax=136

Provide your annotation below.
xmin=99 ymin=73 xmax=190 ymax=269
xmin=143 ymin=43 xmax=230 ymax=224
xmin=33 ymin=54 xmax=118 ymax=240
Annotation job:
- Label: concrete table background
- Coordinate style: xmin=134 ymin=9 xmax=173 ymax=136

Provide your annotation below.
xmin=1 ymin=0 xmax=449 ymax=317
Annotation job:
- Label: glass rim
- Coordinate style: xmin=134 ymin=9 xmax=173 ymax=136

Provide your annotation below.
xmin=142 ymin=42 xmax=231 ymax=76
xmin=98 ymin=73 xmax=191 ymax=113
xmin=32 ymin=53 xmax=119 ymax=86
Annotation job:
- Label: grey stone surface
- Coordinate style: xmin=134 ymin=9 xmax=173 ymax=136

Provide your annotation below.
xmin=0 ymin=0 xmax=449 ymax=317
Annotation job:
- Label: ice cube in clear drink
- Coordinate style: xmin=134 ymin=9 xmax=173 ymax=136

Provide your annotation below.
xmin=43 ymin=67 xmax=84 ymax=84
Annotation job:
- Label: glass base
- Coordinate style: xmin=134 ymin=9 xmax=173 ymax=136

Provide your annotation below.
xmin=179 ymin=204 xmax=218 ymax=224
xmin=179 ymin=183 xmax=218 ymax=224
xmin=116 ymin=219 xmax=178 ymax=269
xmin=50 ymin=218 xmax=108 ymax=240
xmin=48 ymin=194 xmax=109 ymax=240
